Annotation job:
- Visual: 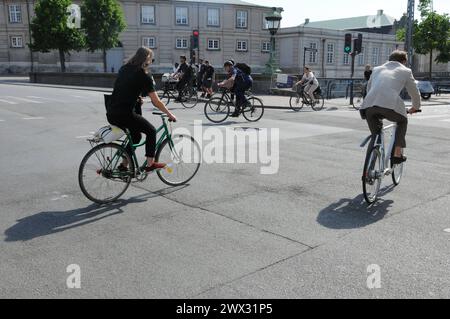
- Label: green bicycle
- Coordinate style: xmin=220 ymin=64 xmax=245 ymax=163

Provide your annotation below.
xmin=78 ymin=112 xmax=201 ymax=204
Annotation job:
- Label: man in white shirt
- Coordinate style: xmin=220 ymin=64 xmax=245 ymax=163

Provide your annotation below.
xmin=360 ymin=50 xmax=421 ymax=164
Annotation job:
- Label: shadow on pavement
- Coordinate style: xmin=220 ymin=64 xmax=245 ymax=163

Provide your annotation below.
xmin=317 ymin=186 xmax=395 ymax=230
xmin=4 ymin=186 xmax=186 ymax=242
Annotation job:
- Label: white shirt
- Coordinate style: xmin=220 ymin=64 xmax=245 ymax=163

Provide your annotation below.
xmin=302 ymin=72 xmax=319 ymax=86
xmin=361 ymin=61 xmax=421 ymax=117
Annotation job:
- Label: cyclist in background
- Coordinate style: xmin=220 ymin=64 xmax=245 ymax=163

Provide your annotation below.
xmin=201 ymin=60 xmax=215 ymax=99
xmin=360 ymin=50 xmax=420 ymax=165
xmin=172 ymin=55 xmax=192 ymax=102
xmin=294 ymin=66 xmax=319 ymax=104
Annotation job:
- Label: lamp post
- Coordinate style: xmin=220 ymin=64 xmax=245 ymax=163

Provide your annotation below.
xmin=265 ymin=7 xmax=283 ymax=75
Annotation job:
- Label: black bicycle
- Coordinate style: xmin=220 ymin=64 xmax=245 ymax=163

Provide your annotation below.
xmin=157 ymin=75 xmax=198 ymax=109
xmin=289 ymin=83 xmax=324 ymax=112
xmin=204 ymin=88 xmax=264 ymax=123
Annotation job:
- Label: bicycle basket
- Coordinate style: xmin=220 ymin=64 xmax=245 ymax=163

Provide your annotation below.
xmin=93 ymin=125 xmax=126 ymax=144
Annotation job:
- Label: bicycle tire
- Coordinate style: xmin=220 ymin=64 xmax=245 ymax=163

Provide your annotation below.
xmin=157 ymin=89 xmax=170 ymax=106
xmin=156 ymin=135 xmax=201 ymax=187
xmin=181 ymin=87 xmax=199 ymax=109
xmin=79 ymin=143 xmax=134 ymax=204
xmin=312 ymin=93 xmax=325 ymax=111
xmin=362 ymin=145 xmax=382 ymax=205
xmin=289 ymin=94 xmax=304 ymax=112
xmin=243 ymin=97 xmax=264 ymax=122
xmin=352 ymin=92 xmax=364 ymax=110
xmin=204 ymin=97 xmax=230 ymax=123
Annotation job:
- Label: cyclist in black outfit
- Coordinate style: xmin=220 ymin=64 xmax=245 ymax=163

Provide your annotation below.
xmin=107 ymin=47 xmax=177 ymax=172
xmin=173 ymin=55 xmax=192 ymax=102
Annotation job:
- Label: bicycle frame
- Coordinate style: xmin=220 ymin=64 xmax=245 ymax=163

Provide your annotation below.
xmin=361 ymin=123 xmax=397 ymax=176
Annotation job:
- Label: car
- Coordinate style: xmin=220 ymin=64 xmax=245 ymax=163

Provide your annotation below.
xmin=416 ymin=80 xmax=435 ymax=100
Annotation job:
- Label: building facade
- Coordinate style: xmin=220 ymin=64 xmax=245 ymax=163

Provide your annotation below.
xmin=0 ymin=0 xmax=274 ymax=73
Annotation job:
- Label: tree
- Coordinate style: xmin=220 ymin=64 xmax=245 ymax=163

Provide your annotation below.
xmin=81 ymin=0 xmax=126 ymax=73
xmin=396 ymin=0 xmax=450 ymax=79
xmin=29 ymin=0 xmax=85 ymax=72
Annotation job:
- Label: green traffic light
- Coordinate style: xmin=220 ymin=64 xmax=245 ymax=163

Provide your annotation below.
xmin=344 ymin=47 xmax=351 ymax=53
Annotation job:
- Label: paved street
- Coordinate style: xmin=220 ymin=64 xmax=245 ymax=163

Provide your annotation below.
xmin=1 ymin=79 xmax=450 ymax=299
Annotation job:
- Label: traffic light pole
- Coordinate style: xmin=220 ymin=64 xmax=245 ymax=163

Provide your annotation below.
xmin=350 ymin=53 xmax=356 ymax=106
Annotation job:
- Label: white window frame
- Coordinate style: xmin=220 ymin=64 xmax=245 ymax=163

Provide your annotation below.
xmin=309 ymin=42 xmax=318 ymax=64
xmin=10 ymin=36 xmax=23 ymax=48
xmin=176 ymin=38 xmax=188 ymax=49
xmin=385 ymin=47 xmax=393 ymax=61
xmin=326 ymin=43 xmax=335 ymax=64
xmin=262 ymin=13 xmax=270 ymax=30
xmin=358 ymin=47 xmax=365 ymax=66
xmin=236 ymin=40 xmax=248 ymax=52
xmin=141 ymin=5 xmax=155 ymax=24
xmin=9 ymin=4 xmax=22 ymax=23
xmin=236 ymin=10 xmax=248 ymax=29
xmin=207 ymin=39 xmax=220 ymax=51
xmin=175 ymin=7 xmax=188 ymax=25
xmin=372 ymin=47 xmax=380 ymax=66
xmin=343 ymin=53 xmax=350 ymax=65
xmin=142 ymin=36 xmax=156 ymax=49
xmin=262 ymin=41 xmax=271 ymax=53
xmin=207 ymin=8 xmax=220 ymax=27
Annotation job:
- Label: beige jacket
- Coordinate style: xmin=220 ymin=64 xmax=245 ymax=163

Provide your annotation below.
xmin=361 ymin=61 xmax=421 ymax=117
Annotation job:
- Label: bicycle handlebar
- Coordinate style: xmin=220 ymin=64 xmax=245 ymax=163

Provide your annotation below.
xmin=152 ymin=111 xmax=176 ymax=122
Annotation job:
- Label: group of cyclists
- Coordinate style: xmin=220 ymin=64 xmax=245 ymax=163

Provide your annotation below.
xmin=106 ymin=46 xmax=421 ymax=173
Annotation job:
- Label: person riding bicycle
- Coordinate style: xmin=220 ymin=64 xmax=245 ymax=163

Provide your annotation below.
xmin=360 ymin=50 xmax=421 ymax=165
xmin=294 ymin=66 xmax=319 ymax=104
xmin=201 ymin=60 xmax=215 ymax=99
xmin=107 ymin=47 xmax=177 ymax=173
xmin=172 ymin=55 xmax=192 ymax=102
xmin=218 ymin=60 xmax=253 ymax=118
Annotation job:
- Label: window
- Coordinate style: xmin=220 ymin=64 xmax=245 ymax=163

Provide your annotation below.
xmin=9 ymin=5 xmax=22 ymax=23
xmin=176 ymin=7 xmax=188 ymax=25
xmin=207 ymin=8 xmax=220 ymax=26
xmin=326 ymin=43 xmax=335 ymax=64
xmin=176 ymin=38 xmax=188 ymax=49
xmin=372 ymin=47 xmax=380 ymax=66
xmin=141 ymin=6 xmax=155 ymax=24
xmin=207 ymin=39 xmax=220 ymax=50
xmin=263 ymin=13 xmax=269 ymax=29
xmin=309 ymin=42 xmax=318 ymax=64
xmin=236 ymin=40 xmax=248 ymax=52
xmin=385 ymin=47 xmax=393 ymax=61
xmin=143 ymin=37 xmax=156 ymax=48
xmin=358 ymin=47 xmax=365 ymax=66
xmin=343 ymin=53 xmax=350 ymax=65
xmin=10 ymin=36 xmax=23 ymax=48
xmin=236 ymin=10 xmax=248 ymax=28
xmin=262 ymin=41 xmax=271 ymax=52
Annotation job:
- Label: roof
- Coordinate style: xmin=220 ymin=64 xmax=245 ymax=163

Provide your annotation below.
xmin=301 ymin=11 xmax=396 ymax=30
xmin=175 ymin=0 xmax=268 ymax=8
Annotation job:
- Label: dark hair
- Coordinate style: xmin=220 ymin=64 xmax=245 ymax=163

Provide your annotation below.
xmin=389 ymin=50 xmax=408 ymax=63
xmin=180 ymin=55 xmax=187 ymax=61
xmin=127 ymin=47 xmax=153 ymax=72
xmin=224 ymin=61 xmax=234 ymax=67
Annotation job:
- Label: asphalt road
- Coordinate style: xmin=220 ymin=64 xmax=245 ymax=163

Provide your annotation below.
xmin=1 ymin=80 xmax=450 ymax=299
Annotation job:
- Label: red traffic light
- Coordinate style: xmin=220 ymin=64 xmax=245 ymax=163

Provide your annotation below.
xmin=193 ymin=30 xmax=199 ymax=37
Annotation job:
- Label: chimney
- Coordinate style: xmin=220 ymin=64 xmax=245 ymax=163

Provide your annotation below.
xmin=377 ymin=9 xmax=384 ymax=16
xmin=305 ymin=18 xmax=310 ymax=25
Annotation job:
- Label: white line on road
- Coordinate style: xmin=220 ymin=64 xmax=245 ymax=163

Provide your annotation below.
xmin=5 ymin=96 xmax=43 ymax=104
xmin=441 ymin=119 xmax=450 ymax=122
xmin=76 ymin=135 xmax=92 ymax=139
xmin=27 ymin=96 xmax=64 ymax=102
xmin=23 ymin=117 xmax=45 ymax=120
xmin=0 ymin=99 xmax=18 ymax=105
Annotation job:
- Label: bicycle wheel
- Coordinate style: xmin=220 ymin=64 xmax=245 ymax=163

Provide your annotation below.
xmin=79 ymin=143 xmax=134 ymax=204
xmin=362 ymin=145 xmax=382 ymax=205
xmin=204 ymin=97 xmax=230 ymax=123
xmin=352 ymin=92 xmax=364 ymax=110
xmin=312 ymin=93 xmax=325 ymax=111
xmin=157 ymin=89 xmax=170 ymax=106
xmin=243 ymin=97 xmax=264 ymax=122
xmin=181 ymin=87 xmax=199 ymax=109
xmin=289 ymin=94 xmax=304 ymax=112
xmin=391 ymin=145 xmax=404 ymax=186
xmin=156 ymin=134 xmax=201 ymax=186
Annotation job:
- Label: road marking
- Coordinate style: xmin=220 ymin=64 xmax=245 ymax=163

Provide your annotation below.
xmin=0 ymin=98 xmax=18 ymax=105
xmin=441 ymin=119 xmax=450 ymax=122
xmin=444 ymin=229 xmax=450 ymax=233
xmin=27 ymin=96 xmax=64 ymax=102
xmin=0 ymin=119 xmax=5 ymax=122
xmin=411 ymin=114 xmax=450 ymax=120
xmin=5 ymin=96 xmax=43 ymax=104
xmin=76 ymin=135 xmax=92 ymax=139
xmin=23 ymin=117 xmax=45 ymax=120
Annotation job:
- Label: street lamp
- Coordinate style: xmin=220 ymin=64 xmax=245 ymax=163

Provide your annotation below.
xmin=265 ymin=7 xmax=283 ymax=75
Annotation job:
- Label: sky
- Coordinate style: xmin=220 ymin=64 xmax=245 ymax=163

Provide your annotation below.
xmin=245 ymin=0 xmax=449 ymax=28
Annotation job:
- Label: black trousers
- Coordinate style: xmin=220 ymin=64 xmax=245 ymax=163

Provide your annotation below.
xmin=366 ymin=106 xmax=408 ymax=148
xmin=107 ymin=112 xmax=157 ymax=157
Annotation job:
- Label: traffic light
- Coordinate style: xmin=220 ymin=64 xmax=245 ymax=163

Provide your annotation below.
xmin=344 ymin=33 xmax=352 ymax=54
xmin=192 ymin=30 xmax=199 ymax=49
xmin=354 ymin=33 xmax=363 ymax=55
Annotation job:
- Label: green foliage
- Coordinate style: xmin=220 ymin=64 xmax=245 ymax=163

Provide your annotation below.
xmin=29 ymin=0 xmax=85 ymax=54
xmin=80 ymin=0 xmax=126 ymax=53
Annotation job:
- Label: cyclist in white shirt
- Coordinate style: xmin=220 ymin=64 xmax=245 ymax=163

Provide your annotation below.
xmin=295 ymin=66 xmax=319 ymax=103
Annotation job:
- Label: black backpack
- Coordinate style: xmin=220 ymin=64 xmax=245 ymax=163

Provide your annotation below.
xmin=235 ymin=63 xmax=251 ymax=76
